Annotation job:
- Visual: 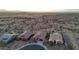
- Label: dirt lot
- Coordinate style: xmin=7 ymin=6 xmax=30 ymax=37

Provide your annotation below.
xmin=0 ymin=12 xmax=79 ymax=50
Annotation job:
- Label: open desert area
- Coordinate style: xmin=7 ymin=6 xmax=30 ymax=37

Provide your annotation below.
xmin=0 ymin=12 xmax=79 ymax=50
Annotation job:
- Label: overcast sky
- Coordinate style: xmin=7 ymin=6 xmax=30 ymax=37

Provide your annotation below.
xmin=0 ymin=0 xmax=79 ymax=12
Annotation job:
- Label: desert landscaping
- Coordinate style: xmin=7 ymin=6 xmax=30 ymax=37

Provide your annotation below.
xmin=0 ymin=12 xmax=79 ymax=50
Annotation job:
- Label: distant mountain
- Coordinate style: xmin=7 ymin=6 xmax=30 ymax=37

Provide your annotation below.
xmin=0 ymin=9 xmax=79 ymax=13
xmin=62 ymin=9 xmax=79 ymax=13
xmin=0 ymin=9 xmax=22 ymax=13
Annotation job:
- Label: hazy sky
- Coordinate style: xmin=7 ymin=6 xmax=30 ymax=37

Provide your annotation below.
xmin=0 ymin=0 xmax=79 ymax=12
